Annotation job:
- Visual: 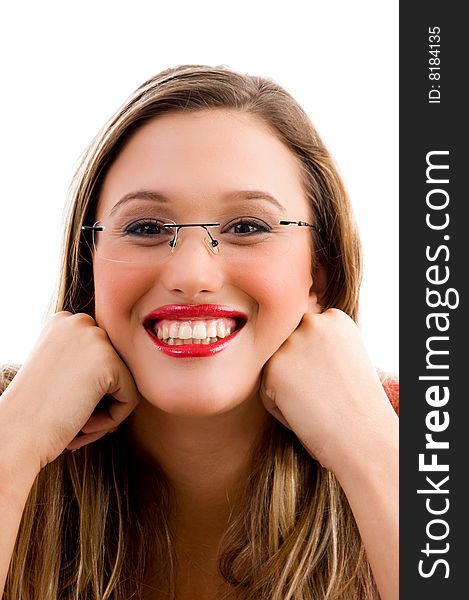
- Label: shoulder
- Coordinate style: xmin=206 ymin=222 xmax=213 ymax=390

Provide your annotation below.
xmin=377 ymin=369 xmax=399 ymax=416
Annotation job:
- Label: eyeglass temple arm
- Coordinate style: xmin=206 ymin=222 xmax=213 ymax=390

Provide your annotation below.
xmin=279 ymin=220 xmax=321 ymax=233
xmin=82 ymin=225 xmax=104 ymax=232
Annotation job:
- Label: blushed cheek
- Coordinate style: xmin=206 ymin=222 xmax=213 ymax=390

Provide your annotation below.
xmin=269 ymin=265 xmax=312 ymax=325
xmin=259 ymin=250 xmax=312 ymax=309
xmin=93 ymin=261 xmax=150 ymax=328
xmin=233 ymin=252 xmax=313 ymax=350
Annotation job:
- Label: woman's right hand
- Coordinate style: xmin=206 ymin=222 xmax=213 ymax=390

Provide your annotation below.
xmin=0 ymin=311 xmax=141 ymax=475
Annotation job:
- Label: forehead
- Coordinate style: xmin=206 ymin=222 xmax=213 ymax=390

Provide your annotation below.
xmin=97 ymin=109 xmax=308 ymax=218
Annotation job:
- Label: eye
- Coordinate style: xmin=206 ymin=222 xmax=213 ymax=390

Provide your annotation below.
xmin=124 ymin=219 xmax=174 ymax=238
xmin=223 ymin=218 xmax=271 ymax=235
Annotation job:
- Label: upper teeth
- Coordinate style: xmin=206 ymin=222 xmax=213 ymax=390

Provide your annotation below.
xmin=155 ymin=317 xmax=237 ymax=342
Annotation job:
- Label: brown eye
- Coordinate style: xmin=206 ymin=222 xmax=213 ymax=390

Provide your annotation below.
xmin=223 ymin=218 xmax=271 ymax=236
xmin=124 ymin=219 xmax=173 ymax=238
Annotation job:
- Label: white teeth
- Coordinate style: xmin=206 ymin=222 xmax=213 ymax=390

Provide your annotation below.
xmin=178 ymin=322 xmax=192 ymax=339
xmin=160 ymin=335 xmax=230 ymax=346
xmin=206 ymin=321 xmax=217 ymax=338
xmin=192 ymin=323 xmax=207 ymax=340
xmin=154 ymin=316 xmax=239 ymax=343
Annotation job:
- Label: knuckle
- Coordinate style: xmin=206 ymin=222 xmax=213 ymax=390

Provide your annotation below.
xmin=52 ymin=310 xmax=72 ymax=319
xmin=97 ymin=371 xmax=116 ymax=395
xmin=47 ymin=311 xmax=71 ymax=330
xmin=91 ymin=327 xmax=109 ymax=346
xmin=328 ymin=308 xmax=348 ymax=321
xmin=72 ymin=312 xmax=96 ymax=325
xmin=321 ymin=308 xmax=351 ymax=330
xmin=324 ymin=307 xmax=343 ymax=318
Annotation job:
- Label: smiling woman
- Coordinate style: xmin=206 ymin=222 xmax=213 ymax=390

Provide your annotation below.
xmin=0 ymin=65 xmax=398 ymax=600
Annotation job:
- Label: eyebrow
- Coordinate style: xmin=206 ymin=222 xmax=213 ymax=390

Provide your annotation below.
xmin=110 ymin=189 xmax=286 ymax=214
xmin=110 ymin=190 xmax=170 ymax=214
xmin=226 ymin=190 xmax=286 ymax=211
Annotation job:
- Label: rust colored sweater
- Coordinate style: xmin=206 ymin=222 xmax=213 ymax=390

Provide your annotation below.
xmin=378 ymin=369 xmax=399 ymax=416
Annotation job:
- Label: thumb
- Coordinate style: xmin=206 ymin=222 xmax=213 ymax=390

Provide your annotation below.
xmin=68 ymin=362 xmax=141 ymax=447
xmin=259 ymin=384 xmax=292 ymax=431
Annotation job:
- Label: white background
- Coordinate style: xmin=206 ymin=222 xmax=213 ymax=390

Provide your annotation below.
xmin=0 ymin=0 xmax=398 ymax=373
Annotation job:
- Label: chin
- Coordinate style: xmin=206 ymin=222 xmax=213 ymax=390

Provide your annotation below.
xmin=135 ymin=373 xmax=262 ymax=418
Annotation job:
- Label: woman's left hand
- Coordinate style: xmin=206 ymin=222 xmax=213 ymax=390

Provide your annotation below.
xmin=259 ymin=299 xmax=399 ymax=599
xmin=259 ymin=300 xmax=398 ymax=473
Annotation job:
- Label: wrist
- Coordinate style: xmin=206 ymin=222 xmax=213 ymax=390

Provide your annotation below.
xmin=0 ymin=429 xmax=40 ymax=490
xmin=0 ymin=463 xmax=38 ymax=519
xmin=0 ymin=395 xmax=42 ymax=502
xmin=331 ymin=412 xmax=399 ymax=492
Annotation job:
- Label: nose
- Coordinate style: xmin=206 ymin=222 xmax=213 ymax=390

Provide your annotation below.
xmin=158 ymin=228 xmax=225 ymax=299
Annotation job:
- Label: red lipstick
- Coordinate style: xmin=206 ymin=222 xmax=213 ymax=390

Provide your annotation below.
xmin=143 ymin=304 xmax=247 ymax=358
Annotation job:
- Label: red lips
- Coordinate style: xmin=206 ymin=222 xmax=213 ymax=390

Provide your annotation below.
xmin=143 ymin=304 xmax=247 ymax=358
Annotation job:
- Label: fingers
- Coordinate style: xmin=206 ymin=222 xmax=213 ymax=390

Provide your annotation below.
xmin=80 ymin=412 xmax=119 ymax=435
xmin=259 ymin=385 xmax=292 ymax=431
xmin=67 ymin=390 xmax=138 ymax=450
xmin=80 ymin=392 xmax=139 ymax=435
xmin=265 ymin=406 xmax=292 ymax=431
xmin=77 ymin=361 xmax=141 ymax=438
xmin=106 ymin=362 xmax=142 ymax=419
xmin=66 ymin=429 xmax=116 ymax=451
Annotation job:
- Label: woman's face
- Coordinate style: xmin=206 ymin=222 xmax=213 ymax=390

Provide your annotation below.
xmin=94 ymin=109 xmax=318 ymax=416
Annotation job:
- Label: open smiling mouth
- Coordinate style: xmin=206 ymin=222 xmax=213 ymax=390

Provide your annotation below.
xmin=143 ymin=310 xmax=247 ymax=357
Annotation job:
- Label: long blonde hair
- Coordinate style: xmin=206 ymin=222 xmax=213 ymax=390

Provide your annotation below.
xmin=2 ymin=65 xmax=377 ymax=599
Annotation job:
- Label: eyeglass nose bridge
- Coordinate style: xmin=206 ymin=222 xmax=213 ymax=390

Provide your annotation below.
xmin=164 ymin=222 xmax=221 ymax=255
